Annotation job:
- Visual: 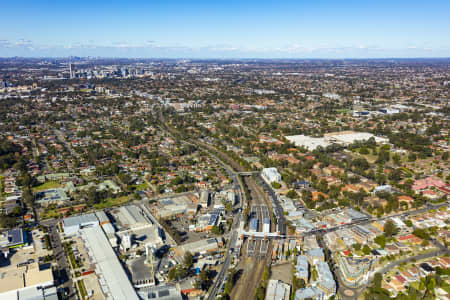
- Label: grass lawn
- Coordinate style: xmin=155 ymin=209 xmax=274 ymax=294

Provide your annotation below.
xmin=33 ymin=181 xmax=62 ymax=192
xmin=335 ymin=109 xmax=351 ymax=114
xmin=77 ymin=279 xmax=87 ymax=299
xmin=40 ymin=209 xmax=60 ymax=220
xmin=410 ymin=281 xmax=420 ymax=290
xmin=93 ymin=195 xmax=131 ymax=209
xmin=133 ymin=182 xmax=149 ymax=191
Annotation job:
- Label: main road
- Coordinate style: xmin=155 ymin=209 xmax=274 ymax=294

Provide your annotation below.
xmin=155 ymin=105 xmax=245 ymax=300
xmin=41 ymin=218 xmax=76 ymax=300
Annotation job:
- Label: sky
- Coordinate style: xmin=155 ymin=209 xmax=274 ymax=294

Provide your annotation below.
xmin=1 ymin=0 xmax=449 ymax=58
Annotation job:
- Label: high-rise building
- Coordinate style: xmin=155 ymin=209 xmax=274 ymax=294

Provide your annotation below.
xmin=69 ymin=63 xmax=75 ymax=79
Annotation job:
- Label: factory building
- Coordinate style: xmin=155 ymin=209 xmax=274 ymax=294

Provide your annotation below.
xmin=175 ymin=238 xmax=219 ymax=257
xmin=62 ymin=213 xmax=99 ymax=236
xmin=81 ymin=226 xmax=139 ymax=300
xmin=116 ymin=205 xmax=152 ymax=229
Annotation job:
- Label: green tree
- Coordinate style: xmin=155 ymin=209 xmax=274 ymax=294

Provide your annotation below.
xmin=362 ymin=245 xmax=371 ymax=255
xmin=383 ymin=220 xmax=398 ymax=237
xmin=271 ymin=182 xmax=281 ymax=189
xmin=286 ymin=190 xmax=298 ymax=199
xmin=352 ymin=243 xmax=362 ymax=251
xmin=404 ymin=219 xmax=413 ymax=227
xmin=374 ymin=235 xmax=386 ymax=249
xmin=184 ymin=251 xmax=194 ymax=269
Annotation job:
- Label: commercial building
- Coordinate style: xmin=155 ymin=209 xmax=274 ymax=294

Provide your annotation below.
xmin=286 ymin=131 xmax=389 ymax=151
xmin=324 ymin=131 xmax=389 ymax=145
xmin=137 ymin=285 xmax=182 ymax=300
xmin=265 ymin=280 xmax=290 ymax=300
xmin=0 ymin=228 xmax=27 ymax=251
xmin=175 ymin=238 xmax=219 ymax=256
xmin=81 ymin=226 xmax=139 ymax=300
xmin=62 ymin=213 xmax=99 ymax=236
xmin=0 ymin=263 xmax=55 ymax=299
xmin=286 ymin=135 xmax=331 ymax=151
xmin=116 ymin=205 xmax=152 ymax=229
xmin=262 ymin=167 xmax=282 ymax=183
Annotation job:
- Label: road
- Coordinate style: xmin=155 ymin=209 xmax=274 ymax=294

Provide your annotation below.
xmin=372 ymin=248 xmax=449 ymax=280
xmin=42 ymin=219 xmax=75 ymax=300
xmin=156 ymin=105 xmax=245 ymax=300
xmin=54 ymin=129 xmax=80 ymax=159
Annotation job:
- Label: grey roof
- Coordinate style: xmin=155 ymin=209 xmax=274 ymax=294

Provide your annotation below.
xmin=295 ymin=287 xmax=322 ymax=300
xmin=139 ymin=285 xmax=182 ymax=300
xmin=118 ymin=205 xmax=149 ymax=227
xmin=345 ymin=208 xmax=368 ymax=220
xmin=306 ymin=248 xmax=324 ymax=258
xmin=316 ymin=261 xmax=336 ymax=291
xmin=63 ymin=213 xmax=98 ymax=228
xmin=95 ymin=211 xmax=110 ymax=223
xmin=8 ymin=228 xmax=25 ymax=246
xmin=296 ymin=256 xmax=309 ymax=277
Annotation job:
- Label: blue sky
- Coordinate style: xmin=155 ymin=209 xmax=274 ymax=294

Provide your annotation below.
xmin=1 ymin=0 xmax=449 ymax=58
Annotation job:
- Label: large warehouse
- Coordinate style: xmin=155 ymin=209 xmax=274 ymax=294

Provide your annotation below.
xmin=82 ymin=226 xmax=139 ymax=300
xmin=62 ymin=213 xmax=99 ymax=236
xmin=286 ymin=131 xmax=389 ymax=150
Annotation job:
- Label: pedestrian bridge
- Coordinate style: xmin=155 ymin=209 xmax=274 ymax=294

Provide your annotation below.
xmin=239 ymin=230 xmax=283 ymax=239
xmin=237 ymin=171 xmax=260 ymax=176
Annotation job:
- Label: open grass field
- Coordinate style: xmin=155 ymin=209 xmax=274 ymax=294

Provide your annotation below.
xmin=93 ymin=195 xmax=131 ymax=209
xmin=33 ymin=181 xmax=62 ymax=192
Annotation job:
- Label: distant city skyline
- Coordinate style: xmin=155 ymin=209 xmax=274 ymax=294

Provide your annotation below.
xmin=1 ymin=0 xmax=449 ymax=58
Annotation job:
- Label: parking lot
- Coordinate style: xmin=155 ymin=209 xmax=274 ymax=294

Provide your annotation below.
xmin=167 ymin=217 xmax=211 ymax=243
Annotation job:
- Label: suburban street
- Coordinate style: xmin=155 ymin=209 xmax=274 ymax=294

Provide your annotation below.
xmin=42 ymin=219 xmax=75 ymax=300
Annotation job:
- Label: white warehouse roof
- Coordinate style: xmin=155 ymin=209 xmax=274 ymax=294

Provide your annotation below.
xmin=82 ymin=226 xmax=139 ymax=300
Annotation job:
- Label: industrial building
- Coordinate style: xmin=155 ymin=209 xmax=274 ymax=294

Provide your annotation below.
xmin=155 ymin=195 xmax=192 ymax=218
xmin=95 ymin=211 xmax=118 ymax=247
xmin=62 ymin=213 xmax=99 ymax=236
xmin=81 ymin=226 xmax=139 ymax=300
xmin=137 ymin=285 xmax=182 ymax=300
xmin=115 ymin=205 xmax=152 ymax=229
xmin=175 ymin=238 xmax=219 ymax=256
